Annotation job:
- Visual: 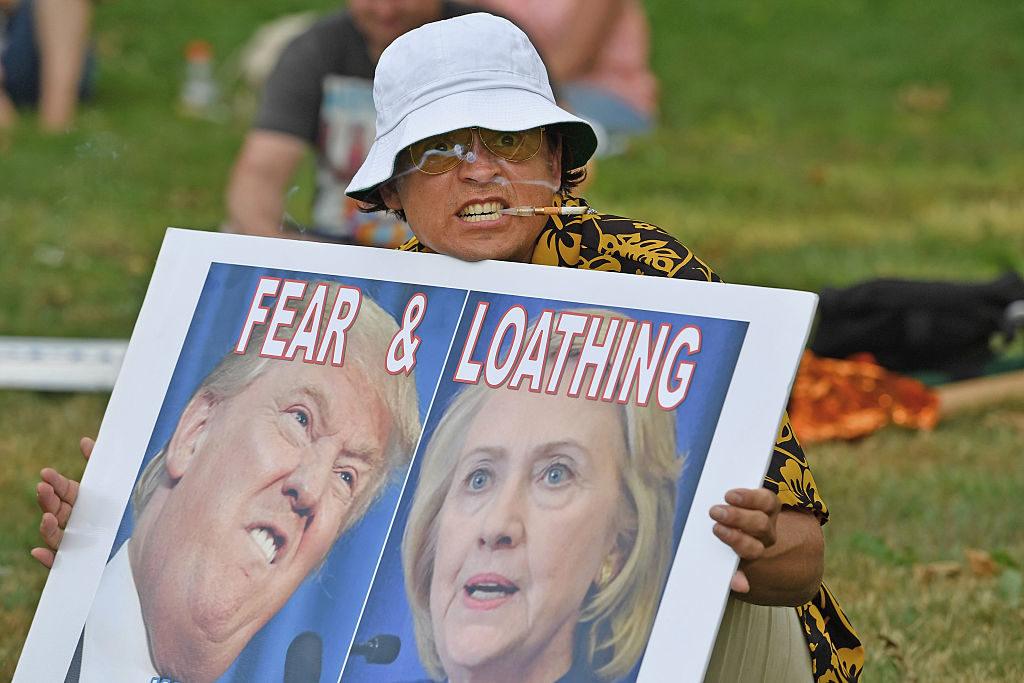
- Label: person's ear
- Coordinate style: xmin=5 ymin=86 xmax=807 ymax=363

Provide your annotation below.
xmin=594 ymin=543 xmax=627 ymax=589
xmin=548 ymin=134 xmax=563 ymax=183
xmin=164 ymin=392 xmax=215 ymax=480
xmin=378 ymin=180 xmax=404 ymax=212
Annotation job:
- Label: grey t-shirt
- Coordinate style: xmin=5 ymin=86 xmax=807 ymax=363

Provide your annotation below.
xmin=254 ymin=3 xmax=479 ymax=244
xmin=255 ymin=9 xmax=374 ymax=144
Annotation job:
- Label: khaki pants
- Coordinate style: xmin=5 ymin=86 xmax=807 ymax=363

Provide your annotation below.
xmin=703 ymin=597 xmax=814 ymax=683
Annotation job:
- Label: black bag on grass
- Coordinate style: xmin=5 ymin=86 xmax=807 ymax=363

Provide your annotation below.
xmin=809 ymin=272 xmax=1024 ymax=379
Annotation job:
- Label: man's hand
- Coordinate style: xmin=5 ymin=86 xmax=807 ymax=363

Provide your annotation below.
xmin=710 ymin=487 xmax=824 ymax=606
xmin=30 ymin=437 xmax=92 ymax=569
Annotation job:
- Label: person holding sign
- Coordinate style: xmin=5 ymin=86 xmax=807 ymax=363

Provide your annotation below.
xmin=341 ymin=14 xmax=862 ymax=681
xmin=34 ymin=13 xmax=862 ymax=682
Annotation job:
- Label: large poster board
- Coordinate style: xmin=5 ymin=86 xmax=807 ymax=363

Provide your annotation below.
xmin=15 ymin=229 xmax=816 ymax=683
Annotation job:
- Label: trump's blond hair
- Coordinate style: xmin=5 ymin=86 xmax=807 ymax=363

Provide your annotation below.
xmin=132 ymin=281 xmax=421 ymax=533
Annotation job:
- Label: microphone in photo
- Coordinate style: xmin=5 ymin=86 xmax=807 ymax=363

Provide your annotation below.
xmin=283 ymin=631 xmax=322 ymax=683
xmin=351 ymin=634 xmax=401 ymax=665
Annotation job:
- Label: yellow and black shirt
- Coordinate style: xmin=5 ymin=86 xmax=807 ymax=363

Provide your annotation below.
xmin=400 ymin=192 xmax=864 ymax=682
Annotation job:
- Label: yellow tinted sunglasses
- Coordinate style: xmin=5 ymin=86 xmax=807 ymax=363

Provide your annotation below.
xmin=407 ymin=126 xmax=546 ymax=175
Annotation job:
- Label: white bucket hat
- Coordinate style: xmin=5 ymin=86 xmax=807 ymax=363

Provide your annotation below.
xmin=345 ymin=12 xmax=598 ymax=201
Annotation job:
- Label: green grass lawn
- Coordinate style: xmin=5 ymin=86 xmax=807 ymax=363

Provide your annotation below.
xmin=2 ymin=0 xmax=1023 ymax=679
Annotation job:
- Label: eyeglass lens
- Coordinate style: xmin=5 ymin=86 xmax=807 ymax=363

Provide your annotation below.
xmin=408 ymin=127 xmax=544 ymax=174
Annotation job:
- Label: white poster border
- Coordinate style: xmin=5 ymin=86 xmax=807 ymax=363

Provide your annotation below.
xmin=15 ymin=228 xmax=816 ymax=683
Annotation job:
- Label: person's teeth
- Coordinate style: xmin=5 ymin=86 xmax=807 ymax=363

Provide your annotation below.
xmin=473 ymin=589 xmax=505 ymax=601
xmin=460 ymin=201 xmax=502 ymax=221
xmin=468 ymin=586 xmax=511 ymax=599
xmin=467 ymin=583 xmax=516 ymax=597
xmin=249 ymin=528 xmax=278 ymax=564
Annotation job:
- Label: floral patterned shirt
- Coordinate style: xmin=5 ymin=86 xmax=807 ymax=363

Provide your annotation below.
xmin=399 ymin=192 xmax=864 ymax=682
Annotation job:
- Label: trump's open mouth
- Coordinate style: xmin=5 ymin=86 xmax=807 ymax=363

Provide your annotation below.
xmin=247 ymin=525 xmax=285 ymax=565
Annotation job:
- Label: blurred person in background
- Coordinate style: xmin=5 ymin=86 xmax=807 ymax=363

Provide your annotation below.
xmin=224 ymin=0 xmax=485 ymax=247
xmin=0 ymin=0 xmax=96 ymax=131
xmin=471 ymin=0 xmax=656 ymax=157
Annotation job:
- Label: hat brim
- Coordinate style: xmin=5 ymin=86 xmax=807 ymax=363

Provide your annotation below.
xmin=345 ymin=88 xmax=597 ymax=202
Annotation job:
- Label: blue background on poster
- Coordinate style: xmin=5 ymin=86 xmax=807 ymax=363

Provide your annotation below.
xmin=343 ymin=293 xmax=748 ymax=682
xmin=103 ymin=263 xmax=467 ymax=683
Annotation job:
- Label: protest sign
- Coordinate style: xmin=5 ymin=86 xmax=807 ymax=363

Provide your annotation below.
xmin=15 ymin=229 xmax=816 ymax=683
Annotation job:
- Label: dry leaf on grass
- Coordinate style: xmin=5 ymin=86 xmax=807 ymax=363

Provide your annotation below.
xmin=913 ymin=560 xmax=962 ymax=584
xmin=964 ymin=548 xmax=1001 ymax=578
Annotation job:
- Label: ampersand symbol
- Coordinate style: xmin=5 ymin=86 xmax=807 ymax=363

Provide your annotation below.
xmin=386 ymin=293 xmax=427 ymax=375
